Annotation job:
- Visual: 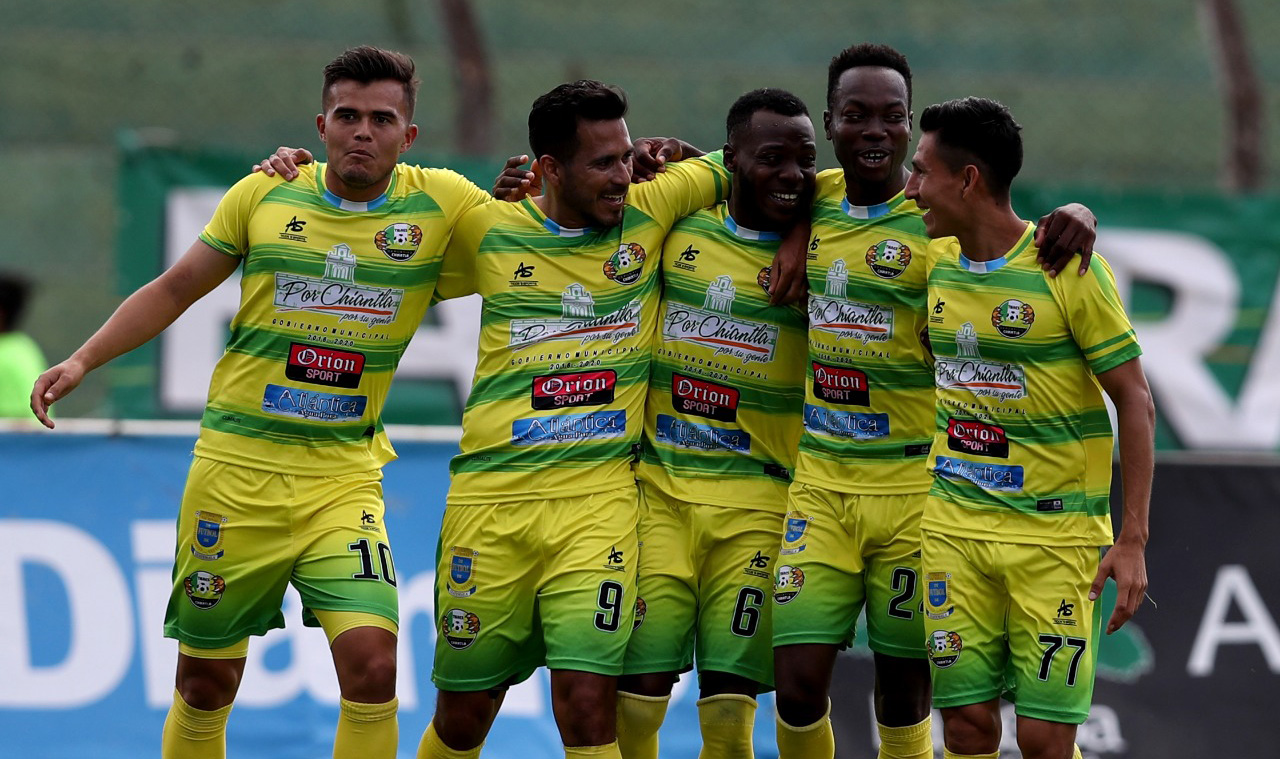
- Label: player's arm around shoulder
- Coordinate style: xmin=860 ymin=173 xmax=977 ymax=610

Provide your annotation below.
xmin=401 ymin=164 xmax=496 ymax=223
xmin=436 ymin=201 xmax=510 ymax=302
xmin=628 ymin=150 xmax=729 ymax=229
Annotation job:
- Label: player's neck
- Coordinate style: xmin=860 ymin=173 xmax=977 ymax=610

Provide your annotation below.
xmin=842 ymin=164 xmax=907 ymax=207
xmin=534 ymin=194 xmax=592 ymax=231
xmin=956 ymin=208 xmax=1027 ymax=262
xmin=727 ymin=197 xmax=786 ymax=234
xmin=323 ymin=167 xmax=393 ymax=203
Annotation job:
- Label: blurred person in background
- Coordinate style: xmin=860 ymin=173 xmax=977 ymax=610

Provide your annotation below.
xmin=0 ymin=272 xmax=47 ymax=419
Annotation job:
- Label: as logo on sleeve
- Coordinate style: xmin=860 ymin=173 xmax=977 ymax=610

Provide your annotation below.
xmin=946 ymin=418 xmax=1009 ymax=458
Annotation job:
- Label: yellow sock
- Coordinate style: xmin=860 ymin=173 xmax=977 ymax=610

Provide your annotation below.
xmin=776 ymin=702 xmax=834 ymax=759
xmin=161 ymin=689 xmax=232 ymax=759
xmin=878 ymin=715 xmax=933 ymax=759
xmin=943 ymin=750 xmax=998 ymax=759
xmin=616 ymin=691 xmax=670 ymax=759
xmin=333 ymin=697 xmax=398 ymax=759
xmin=418 ymin=721 xmax=483 ymax=759
xmin=1073 ymin=745 xmax=1083 ymax=759
xmin=696 ymin=693 xmax=757 ymax=759
xmin=565 ymin=742 xmax=623 ymax=758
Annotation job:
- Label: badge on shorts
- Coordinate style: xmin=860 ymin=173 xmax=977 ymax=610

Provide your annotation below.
xmin=447 ymin=547 xmax=477 ymax=598
xmin=192 ymin=511 xmax=227 ymax=561
xmin=184 ymin=570 xmax=226 ymax=610
xmin=927 ymin=630 xmax=963 ymax=668
xmin=926 ymin=571 xmax=954 ymax=619
xmin=633 ymin=597 xmax=647 ymax=630
xmin=441 ymin=608 xmax=481 ymax=649
xmin=774 ymin=564 xmax=805 ymax=604
xmin=780 ymin=513 xmax=810 ymax=555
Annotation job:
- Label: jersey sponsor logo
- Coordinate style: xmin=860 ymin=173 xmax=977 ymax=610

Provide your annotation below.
xmin=280 ymin=216 xmax=308 ymax=242
xmin=661 ymin=275 xmax=779 ymax=364
xmin=531 ymin=370 xmax=616 ymax=409
xmin=440 ymin=608 xmax=481 ymax=649
xmin=930 ymin=296 xmax=946 ymax=324
xmin=510 ymin=409 xmax=627 ymax=446
xmin=780 ymin=513 xmax=809 ymax=555
xmin=865 ymin=239 xmax=912 ymax=279
xmin=603 ymin=242 xmax=647 ymax=285
xmin=654 ymin=414 xmax=750 ymax=453
xmin=286 ymin=343 xmax=366 ymax=388
xmin=809 ymin=260 xmax=893 ymax=343
xmin=927 ymin=630 xmax=963 ymax=668
xmin=744 ymin=551 xmax=772 ymax=579
xmin=605 ymin=545 xmax=626 ymax=571
xmin=926 ymin=571 xmax=955 ymax=620
xmin=274 ymin=245 xmax=404 ymax=327
xmin=510 ymin=284 xmax=641 ymax=348
xmin=509 ymin=262 xmax=538 ymax=287
xmin=183 ymin=570 xmax=225 ymax=610
xmin=774 ymin=564 xmax=805 ymax=604
xmin=673 ymin=244 xmax=699 ymax=272
xmin=374 ymin=222 xmax=422 ymax=261
xmin=811 ymin=361 xmax=870 ymax=406
xmin=934 ymin=455 xmax=1025 ymax=492
xmin=447 ymin=547 xmax=477 ymax=598
xmin=992 ymin=299 xmax=1035 ymax=338
xmin=359 ymin=509 xmax=381 ymax=533
xmin=803 ymin=403 xmax=890 ymax=440
xmin=671 ymin=373 xmax=739 ymax=422
xmin=261 ymin=384 xmax=368 ymax=422
xmin=1054 ymin=599 xmax=1078 ymax=627
xmin=935 ymin=358 xmax=1027 ymax=400
xmin=191 ymin=511 xmax=227 ymax=561
xmin=946 ymin=418 xmax=1010 ymax=458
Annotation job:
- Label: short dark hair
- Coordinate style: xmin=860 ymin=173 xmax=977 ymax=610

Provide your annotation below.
xmin=726 ymin=88 xmax=810 ymax=143
xmin=528 ymin=80 xmax=629 ymax=162
xmin=322 ymin=46 xmax=419 ymax=119
xmin=0 ymin=272 xmax=32 ymax=332
xmin=919 ymin=97 xmax=1023 ymax=197
xmin=827 ymin=43 xmax=913 ymax=110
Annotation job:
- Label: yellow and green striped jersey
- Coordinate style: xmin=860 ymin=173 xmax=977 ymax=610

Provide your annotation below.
xmin=922 ymin=221 xmax=1142 ymax=546
xmin=635 ymin=203 xmax=807 ymax=512
xmin=438 ymin=153 xmax=729 ymax=505
xmin=195 ymin=162 xmax=491 ymax=475
xmin=794 ymin=170 xmax=935 ymax=494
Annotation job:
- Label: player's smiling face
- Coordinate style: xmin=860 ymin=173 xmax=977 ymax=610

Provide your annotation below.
xmin=726 ymin=110 xmax=817 ymax=231
xmin=904 ymin=131 xmax=964 ymax=239
xmin=549 ymin=117 xmax=634 ymax=229
xmin=317 ymin=78 xmax=417 ymax=201
xmin=824 ymin=66 xmax=911 ymax=199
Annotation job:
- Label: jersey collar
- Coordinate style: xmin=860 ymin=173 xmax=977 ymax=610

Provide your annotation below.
xmin=525 ymin=198 xmax=594 ymax=237
xmin=958 ymin=221 xmax=1036 ymax=273
xmin=724 ymin=214 xmax=781 ymax=241
xmin=318 ymin=164 xmax=395 ymax=212
xmin=841 ymin=190 xmax=903 ymax=220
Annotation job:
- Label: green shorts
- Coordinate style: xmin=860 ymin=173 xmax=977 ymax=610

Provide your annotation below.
xmin=772 ymin=482 xmax=926 ymax=658
xmin=921 ymin=521 xmax=1102 ymax=724
xmin=432 ymin=485 xmax=640 ymax=691
xmin=164 ymin=456 xmax=398 ymax=649
xmin=623 ymin=481 xmax=779 ymax=688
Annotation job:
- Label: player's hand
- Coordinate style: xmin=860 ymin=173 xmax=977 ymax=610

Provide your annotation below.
xmin=1035 ymin=203 xmax=1096 ymax=277
xmin=492 ymin=155 xmax=541 ymax=202
xmin=631 ymin=138 xmax=683 ymax=183
xmin=1089 ymin=537 xmax=1148 ymax=634
xmin=766 ymin=220 xmax=811 ymax=305
xmin=252 ymin=147 xmax=314 ymax=181
xmin=31 ymin=359 xmax=87 ymax=430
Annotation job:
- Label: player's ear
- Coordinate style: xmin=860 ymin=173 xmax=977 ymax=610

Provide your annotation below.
xmin=723 ymin=143 xmax=738 ymax=172
xmin=823 ymin=109 xmax=833 ymax=141
xmin=540 ymin=154 xmax=562 ymax=188
xmin=400 ymin=124 xmax=418 ymax=154
xmin=316 ymin=114 xmax=326 ymax=141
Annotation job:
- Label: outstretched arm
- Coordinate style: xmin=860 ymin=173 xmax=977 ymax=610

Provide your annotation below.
xmin=31 ymin=241 xmax=240 ymax=428
xmin=1091 ymin=356 xmax=1156 ymax=633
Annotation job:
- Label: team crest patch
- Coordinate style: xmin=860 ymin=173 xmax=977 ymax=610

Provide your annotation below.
xmin=757 ymin=266 xmax=772 ymax=295
xmin=184 ymin=571 xmax=226 ymax=610
xmin=633 ymin=597 xmax=647 ymax=630
xmin=779 ymin=513 xmax=810 ymax=555
xmin=447 ymin=547 xmax=477 ymax=598
xmin=992 ymin=299 xmax=1035 ymax=338
xmin=865 ymin=239 xmax=912 ymax=279
xmin=604 ymin=242 xmax=647 ymax=285
xmin=774 ymin=565 xmax=805 ymax=604
xmin=441 ymin=608 xmax=482 ymax=650
xmin=192 ymin=511 xmax=227 ymax=561
xmin=375 ymin=222 xmax=423 ymax=261
xmin=926 ymin=572 xmax=955 ymax=619
xmin=927 ymin=630 xmax=964 ymax=668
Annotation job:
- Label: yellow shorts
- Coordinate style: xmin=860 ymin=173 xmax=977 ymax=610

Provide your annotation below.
xmin=623 ymin=481 xmax=780 ymax=688
xmin=432 ymin=485 xmax=639 ymax=691
xmin=164 ymin=456 xmax=397 ymax=649
xmin=772 ymin=482 xmax=926 ymax=658
xmin=922 ymin=520 xmax=1102 ymax=724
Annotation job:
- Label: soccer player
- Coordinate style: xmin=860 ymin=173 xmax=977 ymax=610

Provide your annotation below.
xmin=30 ymin=46 xmax=502 ymax=759
xmin=771 ymin=44 xmax=1099 ymax=759
xmin=904 ymin=96 xmax=1153 ymax=759
xmin=418 ymin=80 xmax=733 ymax=759
xmin=615 ymin=88 xmax=814 ymax=759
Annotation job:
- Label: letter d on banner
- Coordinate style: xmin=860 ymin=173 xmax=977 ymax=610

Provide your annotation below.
xmin=0 ymin=520 xmax=134 ymax=706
